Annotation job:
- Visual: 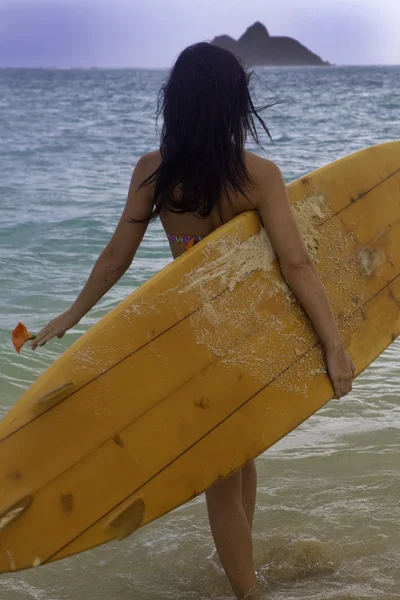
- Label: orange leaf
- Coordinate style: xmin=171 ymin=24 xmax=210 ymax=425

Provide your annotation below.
xmin=12 ymin=322 xmax=36 ymax=353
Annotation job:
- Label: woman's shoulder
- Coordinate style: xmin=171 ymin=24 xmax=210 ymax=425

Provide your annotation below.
xmin=136 ymin=149 xmax=281 ymax=178
xmin=244 ymin=150 xmax=284 ymax=199
xmin=244 ymin=150 xmax=281 ymax=176
xmin=131 ymin=151 xmax=162 ymax=192
xmin=134 ymin=149 xmax=283 ymax=197
xmin=136 ymin=149 xmax=162 ymax=173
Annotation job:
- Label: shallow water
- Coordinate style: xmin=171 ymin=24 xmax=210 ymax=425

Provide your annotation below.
xmin=0 ymin=66 xmax=399 ymax=599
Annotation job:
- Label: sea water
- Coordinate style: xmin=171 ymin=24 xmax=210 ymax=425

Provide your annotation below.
xmin=0 ymin=66 xmax=399 ymax=599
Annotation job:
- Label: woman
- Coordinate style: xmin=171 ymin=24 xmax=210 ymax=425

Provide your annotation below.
xmin=30 ymin=43 xmax=355 ymax=599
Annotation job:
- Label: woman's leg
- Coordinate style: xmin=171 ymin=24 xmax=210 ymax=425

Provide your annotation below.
xmin=205 ymin=469 xmax=259 ymax=599
xmin=241 ymin=460 xmax=257 ymax=531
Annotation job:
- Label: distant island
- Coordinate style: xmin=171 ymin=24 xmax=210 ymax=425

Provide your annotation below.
xmin=211 ymin=22 xmax=330 ymax=67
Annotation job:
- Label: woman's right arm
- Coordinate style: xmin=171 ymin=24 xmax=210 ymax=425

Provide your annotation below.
xmin=30 ymin=155 xmax=154 ymax=349
xmin=254 ymin=160 xmax=355 ymax=399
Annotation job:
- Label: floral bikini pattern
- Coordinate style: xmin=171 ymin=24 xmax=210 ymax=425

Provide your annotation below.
xmin=167 ymin=234 xmax=204 ymax=250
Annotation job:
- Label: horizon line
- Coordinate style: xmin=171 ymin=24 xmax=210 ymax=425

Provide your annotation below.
xmin=0 ymin=63 xmax=399 ymax=70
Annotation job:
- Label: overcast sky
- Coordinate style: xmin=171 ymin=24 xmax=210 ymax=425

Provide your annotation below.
xmin=1 ymin=0 xmax=399 ymax=68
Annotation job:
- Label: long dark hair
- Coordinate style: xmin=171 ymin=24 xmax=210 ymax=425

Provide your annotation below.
xmin=138 ymin=42 xmax=276 ymax=222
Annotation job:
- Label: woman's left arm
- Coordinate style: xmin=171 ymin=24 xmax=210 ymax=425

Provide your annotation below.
xmin=30 ymin=155 xmax=154 ymax=349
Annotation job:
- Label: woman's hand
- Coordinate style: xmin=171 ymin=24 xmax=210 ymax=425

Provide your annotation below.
xmin=325 ymin=343 xmax=356 ymax=399
xmin=29 ymin=309 xmax=81 ymax=350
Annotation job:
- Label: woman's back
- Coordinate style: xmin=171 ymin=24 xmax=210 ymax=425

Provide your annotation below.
xmin=142 ymin=148 xmax=273 ymax=259
xmin=133 ymin=41 xmax=277 ymax=259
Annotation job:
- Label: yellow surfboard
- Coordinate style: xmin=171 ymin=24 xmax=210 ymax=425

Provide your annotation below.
xmin=1 ymin=142 xmax=399 ymax=574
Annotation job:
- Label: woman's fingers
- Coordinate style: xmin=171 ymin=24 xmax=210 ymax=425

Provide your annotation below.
xmin=30 ymin=323 xmax=57 ymax=349
xmin=350 ymin=356 xmax=356 ymax=376
xmin=29 ymin=329 xmax=45 ymax=349
xmin=325 ymin=347 xmax=356 ymax=400
xmin=36 ymin=331 xmax=54 ymax=347
xmin=334 ymin=372 xmax=353 ymax=399
xmin=27 ymin=310 xmax=78 ymax=350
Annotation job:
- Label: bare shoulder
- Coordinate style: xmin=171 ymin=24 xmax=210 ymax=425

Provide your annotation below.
xmin=244 ymin=150 xmax=282 ymax=183
xmin=135 ymin=150 xmax=162 ymax=180
xmin=243 ymin=150 xmax=286 ymax=207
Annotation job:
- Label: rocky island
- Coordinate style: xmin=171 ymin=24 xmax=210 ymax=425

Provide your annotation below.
xmin=211 ymin=22 xmax=329 ymax=67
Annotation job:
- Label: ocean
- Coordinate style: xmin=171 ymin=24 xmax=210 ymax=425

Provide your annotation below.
xmin=0 ymin=66 xmax=399 ymax=599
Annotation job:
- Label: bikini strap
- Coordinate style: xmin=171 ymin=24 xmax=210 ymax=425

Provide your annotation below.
xmin=167 ymin=234 xmax=204 ymax=244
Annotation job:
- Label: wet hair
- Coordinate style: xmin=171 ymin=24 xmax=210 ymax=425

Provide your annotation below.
xmin=138 ymin=42 xmax=277 ymax=222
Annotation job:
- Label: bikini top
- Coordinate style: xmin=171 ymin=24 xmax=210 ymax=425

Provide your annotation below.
xmin=166 ymin=234 xmax=204 ymax=250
